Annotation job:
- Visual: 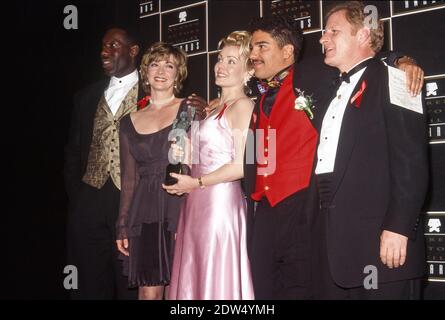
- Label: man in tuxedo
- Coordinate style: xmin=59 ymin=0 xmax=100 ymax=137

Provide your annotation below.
xmin=312 ymin=1 xmax=428 ymax=299
xmin=244 ymin=11 xmax=425 ymax=299
xmin=65 ymin=27 xmax=142 ymax=299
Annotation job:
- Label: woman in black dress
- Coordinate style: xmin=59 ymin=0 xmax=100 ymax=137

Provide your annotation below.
xmin=115 ymin=42 xmax=188 ymax=300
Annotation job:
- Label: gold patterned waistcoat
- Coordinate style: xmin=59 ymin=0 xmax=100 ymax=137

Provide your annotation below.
xmin=82 ymin=84 xmax=138 ymax=190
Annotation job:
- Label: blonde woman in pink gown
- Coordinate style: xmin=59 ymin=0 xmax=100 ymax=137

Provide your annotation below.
xmin=163 ymin=31 xmax=255 ymax=300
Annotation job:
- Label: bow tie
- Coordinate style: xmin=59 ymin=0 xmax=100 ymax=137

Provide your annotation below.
xmin=257 ymin=79 xmax=281 ymax=94
xmin=339 ymin=72 xmax=350 ymax=84
xmin=332 ymin=72 xmax=350 ymax=88
xmin=332 ymin=57 xmax=375 ymax=88
xmin=257 ymin=66 xmax=291 ymax=94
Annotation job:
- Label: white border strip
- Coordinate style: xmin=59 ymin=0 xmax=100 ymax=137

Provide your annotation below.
xmin=429 ymin=140 xmax=445 ymax=145
xmin=391 ymin=4 xmax=445 ymax=18
xmin=425 ymin=95 xmax=445 ymax=100
xmin=174 ymin=39 xmax=200 ymax=46
xmin=294 ymin=15 xmax=311 ymax=21
xmin=159 ymin=2 xmax=162 ymax=41
xmin=303 ymin=29 xmax=322 ymax=35
xmin=426 ymin=212 xmax=445 ymax=215
xmin=428 ymin=278 xmax=445 ymax=282
xmin=425 ymin=74 xmax=445 ymax=80
xmin=160 ymin=1 xmax=207 ymax=14
xmin=187 ymin=51 xmax=207 ymax=58
xmin=140 ymin=12 xmax=160 ymax=19
xmin=388 ymin=16 xmax=393 ymax=51
xmin=168 ymin=18 xmax=199 ymax=28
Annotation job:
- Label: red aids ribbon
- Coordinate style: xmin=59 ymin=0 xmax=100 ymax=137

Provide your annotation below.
xmin=350 ymin=80 xmax=367 ymax=108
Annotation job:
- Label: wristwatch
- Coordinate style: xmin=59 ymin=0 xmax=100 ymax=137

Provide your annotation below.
xmin=198 ymin=176 xmax=205 ymax=189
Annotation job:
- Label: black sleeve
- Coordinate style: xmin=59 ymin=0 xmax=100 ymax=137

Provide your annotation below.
xmin=116 ymin=119 xmax=139 ymax=240
xmin=380 ymin=66 xmax=429 ymax=239
xmin=376 ymin=51 xmax=420 ymax=68
xmin=64 ymin=92 xmax=83 ymax=201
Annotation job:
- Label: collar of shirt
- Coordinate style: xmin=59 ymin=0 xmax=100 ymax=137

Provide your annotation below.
xmin=315 ymin=66 xmax=367 ymax=175
xmin=341 ymin=56 xmax=374 ymax=77
xmin=104 ymin=69 xmax=138 ymax=115
xmin=338 ymin=66 xmax=367 ymax=91
xmin=108 ymin=69 xmax=139 ymax=89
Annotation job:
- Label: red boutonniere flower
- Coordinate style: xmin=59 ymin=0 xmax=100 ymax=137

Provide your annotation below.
xmin=350 ymin=80 xmax=367 ymax=108
xmin=137 ymin=95 xmax=151 ymax=110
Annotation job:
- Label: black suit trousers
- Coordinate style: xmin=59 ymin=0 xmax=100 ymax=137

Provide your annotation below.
xmin=250 ymin=190 xmax=312 ymax=299
xmin=67 ymin=178 xmax=137 ymax=300
xmin=313 ymin=207 xmax=423 ymax=300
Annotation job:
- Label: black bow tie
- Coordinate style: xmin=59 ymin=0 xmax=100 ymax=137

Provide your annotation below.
xmin=332 ymin=57 xmax=375 ymax=88
xmin=339 ymin=72 xmax=350 ymax=84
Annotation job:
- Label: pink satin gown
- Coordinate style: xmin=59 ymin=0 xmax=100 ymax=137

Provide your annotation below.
xmin=168 ymin=107 xmax=254 ymax=300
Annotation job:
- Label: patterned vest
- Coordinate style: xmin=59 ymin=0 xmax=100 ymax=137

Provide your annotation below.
xmin=82 ymin=83 xmax=138 ymax=190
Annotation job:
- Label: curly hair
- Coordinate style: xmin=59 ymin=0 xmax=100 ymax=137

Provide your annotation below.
xmin=217 ymin=30 xmax=252 ymax=70
xmin=325 ymin=1 xmax=384 ymax=53
xmin=248 ymin=15 xmax=304 ymax=61
xmin=140 ymin=42 xmax=188 ymax=95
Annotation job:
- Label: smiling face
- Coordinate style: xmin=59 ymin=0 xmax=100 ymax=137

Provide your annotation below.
xmin=214 ymin=45 xmax=247 ymax=89
xmin=319 ymin=10 xmax=361 ymax=72
xmin=101 ymin=28 xmax=138 ymax=77
xmin=145 ymin=54 xmax=178 ymax=93
xmin=249 ymin=30 xmax=293 ymax=80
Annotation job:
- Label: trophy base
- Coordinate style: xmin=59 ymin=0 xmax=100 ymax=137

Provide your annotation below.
xmin=164 ymin=163 xmax=191 ymax=186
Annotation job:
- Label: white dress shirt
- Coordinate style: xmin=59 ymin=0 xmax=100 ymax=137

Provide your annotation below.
xmin=104 ymin=70 xmax=139 ymax=115
xmin=315 ymin=58 xmax=371 ymax=175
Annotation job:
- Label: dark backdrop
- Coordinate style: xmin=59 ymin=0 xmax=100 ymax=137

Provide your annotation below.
xmin=9 ymin=0 xmax=445 ymax=299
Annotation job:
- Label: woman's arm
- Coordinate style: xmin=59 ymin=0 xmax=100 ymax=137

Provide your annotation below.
xmin=163 ymin=98 xmax=254 ymax=195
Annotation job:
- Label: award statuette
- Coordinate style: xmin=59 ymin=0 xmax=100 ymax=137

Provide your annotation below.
xmin=164 ymin=105 xmax=196 ymax=185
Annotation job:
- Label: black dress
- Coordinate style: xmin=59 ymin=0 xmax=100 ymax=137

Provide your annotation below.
xmin=116 ymin=106 xmax=183 ymax=288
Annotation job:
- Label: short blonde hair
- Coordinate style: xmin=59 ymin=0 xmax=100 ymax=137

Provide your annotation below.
xmin=326 ymin=1 xmax=384 ymax=53
xmin=140 ymin=42 xmax=188 ymax=95
xmin=217 ymin=30 xmax=252 ymax=71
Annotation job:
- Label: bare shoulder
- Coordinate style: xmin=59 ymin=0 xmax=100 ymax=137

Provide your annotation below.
xmin=230 ymin=97 xmax=254 ymax=114
xmin=226 ymin=97 xmax=254 ymax=129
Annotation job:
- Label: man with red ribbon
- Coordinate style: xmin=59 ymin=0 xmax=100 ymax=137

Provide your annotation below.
xmin=243 ymin=5 xmax=425 ymax=299
xmin=312 ymin=1 xmax=428 ymax=299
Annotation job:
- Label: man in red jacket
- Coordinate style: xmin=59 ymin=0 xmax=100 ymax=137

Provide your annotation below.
xmin=243 ymin=15 xmax=424 ymax=299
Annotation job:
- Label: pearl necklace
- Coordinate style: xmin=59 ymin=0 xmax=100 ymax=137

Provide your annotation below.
xmin=150 ymin=95 xmax=175 ymax=106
